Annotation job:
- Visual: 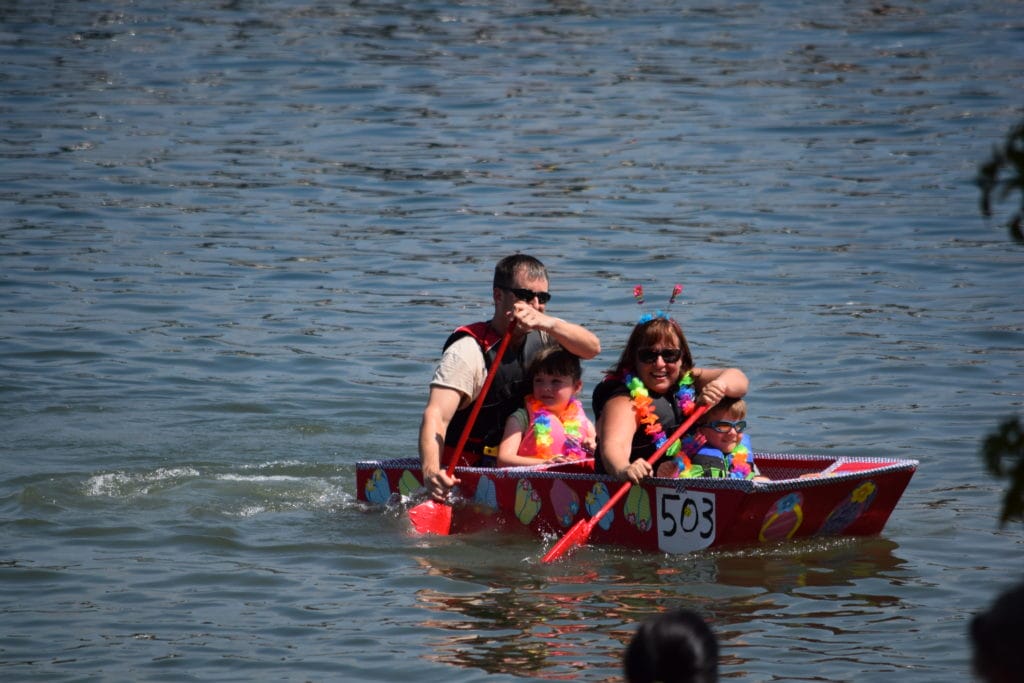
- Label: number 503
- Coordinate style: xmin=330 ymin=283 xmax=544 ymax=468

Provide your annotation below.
xmin=658 ymin=491 xmax=715 ymax=542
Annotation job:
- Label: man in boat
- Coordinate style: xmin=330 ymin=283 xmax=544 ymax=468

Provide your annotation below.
xmin=418 ymin=254 xmax=601 ymax=502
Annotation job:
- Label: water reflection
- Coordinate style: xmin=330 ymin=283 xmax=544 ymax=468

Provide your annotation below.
xmin=707 ymin=536 xmax=908 ymax=593
xmin=410 ymin=535 xmax=909 ymax=679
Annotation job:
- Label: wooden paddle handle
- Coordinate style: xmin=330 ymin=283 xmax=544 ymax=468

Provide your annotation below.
xmin=444 ymin=319 xmax=518 ymax=475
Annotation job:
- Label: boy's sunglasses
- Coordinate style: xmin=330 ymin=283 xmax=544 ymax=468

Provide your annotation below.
xmin=500 ymin=286 xmax=551 ymax=304
xmin=700 ymin=420 xmax=747 ymax=434
xmin=637 ymin=348 xmax=682 ymax=364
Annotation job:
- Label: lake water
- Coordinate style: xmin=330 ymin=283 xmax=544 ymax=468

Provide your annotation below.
xmin=2 ymin=1 xmax=1022 ymax=681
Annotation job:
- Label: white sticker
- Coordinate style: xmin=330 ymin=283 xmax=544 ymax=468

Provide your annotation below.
xmin=655 ymin=487 xmax=716 ymax=554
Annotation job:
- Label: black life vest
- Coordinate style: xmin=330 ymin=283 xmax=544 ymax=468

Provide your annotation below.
xmin=591 ymin=376 xmax=688 ymax=474
xmin=442 ymin=322 xmax=546 ymax=465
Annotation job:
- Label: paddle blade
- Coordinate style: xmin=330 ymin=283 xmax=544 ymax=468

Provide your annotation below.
xmin=541 ymin=518 xmax=593 ymax=563
xmin=408 ymin=499 xmax=453 ymax=536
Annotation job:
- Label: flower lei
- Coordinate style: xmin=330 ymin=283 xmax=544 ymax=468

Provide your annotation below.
xmin=725 ymin=440 xmax=753 ymax=479
xmin=526 ymin=395 xmax=591 ymax=459
xmin=624 ymin=371 xmax=703 ymax=463
xmin=675 ymin=433 xmax=754 ymax=480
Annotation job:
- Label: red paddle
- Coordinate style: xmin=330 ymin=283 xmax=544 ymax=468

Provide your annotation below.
xmin=408 ymin=320 xmax=517 ymax=536
xmin=541 ymin=403 xmax=709 ymax=563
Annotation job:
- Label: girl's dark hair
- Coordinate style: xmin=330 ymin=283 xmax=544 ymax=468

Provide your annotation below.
xmin=528 ymin=345 xmax=582 ymax=383
xmin=624 ymin=608 xmax=719 ymax=683
xmin=608 ymin=317 xmax=694 ymax=378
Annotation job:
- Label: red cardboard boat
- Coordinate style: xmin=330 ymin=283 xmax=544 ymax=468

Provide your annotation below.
xmin=355 ymin=453 xmax=917 ymax=554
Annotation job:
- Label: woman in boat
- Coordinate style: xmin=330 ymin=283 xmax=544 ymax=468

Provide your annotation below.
xmin=593 ymin=296 xmax=748 ymax=484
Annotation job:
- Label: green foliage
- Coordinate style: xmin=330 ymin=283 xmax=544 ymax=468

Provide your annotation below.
xmin=976 ymin=119 xmax=1024 ymax=526
xmin=980 ymin=417 xmax=1024 ymax=526
xmin=976 ymin=121 xmax=1024 ymax=243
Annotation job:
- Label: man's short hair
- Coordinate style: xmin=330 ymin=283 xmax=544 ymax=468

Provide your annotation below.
xmin=493 ymin=254 xmax=548 ymax=289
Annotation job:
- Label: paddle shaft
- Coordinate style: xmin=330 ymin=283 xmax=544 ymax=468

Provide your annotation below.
xmin=407 ymin=320 xmax=518 ymax=535
xmin=589 ymin=404 xmax=709 ymax=524
xmin=541 ymin=403 xmax=709 ymax=563
xmin=443 ymin=319 xmax=517 ymax=476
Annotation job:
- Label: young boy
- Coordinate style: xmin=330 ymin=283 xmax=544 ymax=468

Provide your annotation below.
xmin=683 ymin=397 xmax=761 ymax=480
xmin=497 ymin=346 xmax=596 ymax=467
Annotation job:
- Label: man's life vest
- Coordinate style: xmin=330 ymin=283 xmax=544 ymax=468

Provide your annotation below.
xmin=442 ymin=322 xmax=546 ymax=465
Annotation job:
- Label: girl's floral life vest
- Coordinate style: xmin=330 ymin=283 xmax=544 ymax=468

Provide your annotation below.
xmin=517 ymin=395 xmax=594 ymax=460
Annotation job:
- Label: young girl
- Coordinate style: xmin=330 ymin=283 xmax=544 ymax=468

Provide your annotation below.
xmin=497 ymin=346 xmax=596 ymax=467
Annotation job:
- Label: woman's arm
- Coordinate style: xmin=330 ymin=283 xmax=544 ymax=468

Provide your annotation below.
xmin=599 ymin=394 xmax=649 ymax=483
xmin=691 ymin=366 xmax=748 ymax=406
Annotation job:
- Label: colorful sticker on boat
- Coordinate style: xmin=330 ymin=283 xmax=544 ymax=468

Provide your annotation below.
xmin=624 ymin=485 xmax=652 ymax=532
xmin=818 ymin=480 xmax=877 ymax=536
xmin=549 ymin=478 xmax=580 ymax=527
xmin=398 ymin=470 xmax=421 ymax=498
xmin=586 ymin=482 xmax=613 ymax=530
xmin=759 ymin=492 xmax=804 ymax=542
xmin=514 ymin=479 xmax=542 ymax=525
xmin=473 ymin=475 xmax=499 ymax=512
xmin=364 ymin=468 xmax=391 ymax=505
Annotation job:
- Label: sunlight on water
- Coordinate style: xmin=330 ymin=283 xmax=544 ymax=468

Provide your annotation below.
xmin=84 ymin=467 xmax=202 ymax=498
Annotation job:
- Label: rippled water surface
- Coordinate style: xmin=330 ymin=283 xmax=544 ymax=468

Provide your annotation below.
xmin=2 ymin=1 xmax=1023 ymax=681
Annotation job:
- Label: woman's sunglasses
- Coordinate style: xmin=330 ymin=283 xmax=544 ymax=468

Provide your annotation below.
xmin=637 ymin=348 xmax=682 ymax=364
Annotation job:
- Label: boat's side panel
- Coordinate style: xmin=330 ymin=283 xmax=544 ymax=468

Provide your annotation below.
xmin=715 ymin=470 xmax=915 ymax=546
xmin=461 ymin=467 xmax=720 ymax=553
xmin=354 ymin=455 xmax=917 ymax=554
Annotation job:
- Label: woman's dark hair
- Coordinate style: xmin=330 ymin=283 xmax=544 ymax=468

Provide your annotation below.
xmin=624 ymin=608 xmax=719 ymax=683
xmin=608 ymin=316 xmax=694 ymax=379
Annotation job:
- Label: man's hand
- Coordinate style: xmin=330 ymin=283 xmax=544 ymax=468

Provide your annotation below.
xmin=424 ymin=468 xmax=460 ymax=503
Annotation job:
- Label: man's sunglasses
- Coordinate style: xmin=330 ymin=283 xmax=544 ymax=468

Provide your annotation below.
xmin=637 ymin=348 xmax=682 ymax=364
xmin=500 ymin=286 xmax=551 ymax=304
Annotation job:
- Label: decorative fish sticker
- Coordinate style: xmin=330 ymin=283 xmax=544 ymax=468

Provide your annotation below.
xmin=398 ymin=470 xmax=421 ymax=498
xmin=364 ymin=468 xmax=391 ymax=505
xmin=586 ymin=482 xmax=613 ymax=530
xmin=549 ymin=478 xmax=580 ymax=527
xmin=473 ymin=475 xmax=499 ymax=512
xmin=514 ymin=479 xmax=541 ymax=525
xmin=624 ymin=485 xmax=652 ymax=532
